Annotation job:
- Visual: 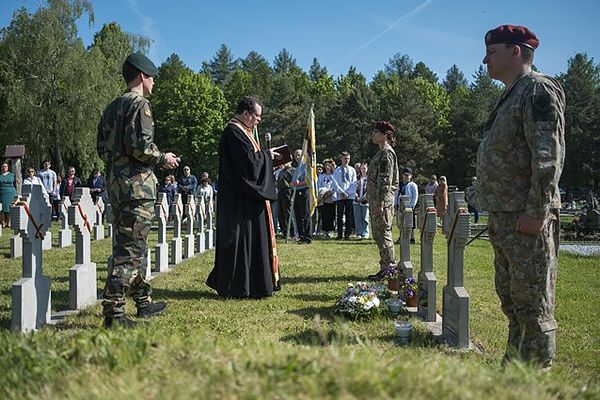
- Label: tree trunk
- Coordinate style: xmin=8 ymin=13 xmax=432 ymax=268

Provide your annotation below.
xmin=53 ymin=142 xmax=64 ymax=178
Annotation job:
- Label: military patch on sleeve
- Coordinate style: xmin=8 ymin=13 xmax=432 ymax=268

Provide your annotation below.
xmin=144 ymin=108 xmax=152 ymax=118
xmin=532 ymin=92 xmax=555 ymax=122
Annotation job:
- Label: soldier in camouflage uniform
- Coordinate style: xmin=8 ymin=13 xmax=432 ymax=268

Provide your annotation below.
xmin=366 ymin=121 xmax=399 ymax=280
xmin=97 ymin=53 xmax=179 ymax=328
xmin=475 ymin=25 xmax=565 ymax=368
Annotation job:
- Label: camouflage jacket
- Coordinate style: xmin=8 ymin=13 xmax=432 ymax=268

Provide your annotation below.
xmin=475 ymin=71 xmax=565 ymax=218
xmin=366 ymin=143 xmax=399 ymax=208
xmin=97 ymin=90 xmax=165 ymax=202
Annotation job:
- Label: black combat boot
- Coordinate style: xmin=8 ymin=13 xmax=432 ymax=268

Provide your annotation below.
xmin=367 ymin=269 xmax=387 ymax=281
xmin=136 ymin=301 xmax=167 ymax=318
xmin=103 ymin=316 xmax=138 ymax=328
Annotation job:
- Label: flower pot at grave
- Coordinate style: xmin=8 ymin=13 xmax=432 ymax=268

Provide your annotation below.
xmin=405 ymin=295 xmax=419 ymax=307
xmin=388 ymin=279 xmax=400 ymax=291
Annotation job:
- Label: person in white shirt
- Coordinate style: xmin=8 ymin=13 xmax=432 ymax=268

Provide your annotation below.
xmin=400 ymin=167 xmax=419 ymax=244
xmin=317 ymin=159 xmax=337 ymax=237
xmin=23 ymin=167 xmax=48 ymax=200
xmin=37 ymin=160 xmax=58 ymax=218
xmin=332 ymin=151 xmax=357 ymax=239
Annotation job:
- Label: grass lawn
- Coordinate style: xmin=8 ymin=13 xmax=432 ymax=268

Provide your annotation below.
xmin=0 ymin=222 xmax=599 ymax=399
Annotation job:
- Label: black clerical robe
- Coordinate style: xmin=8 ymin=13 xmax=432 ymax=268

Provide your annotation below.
xmin=206 ymin=120 xmax=279 ymax=298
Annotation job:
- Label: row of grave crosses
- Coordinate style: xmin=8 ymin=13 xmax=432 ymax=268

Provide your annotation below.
xmin=10 ymin=186 xmax=214 ymax=332
xmin=396 ymin=191 xmax=471 ymax=349
xmin=8 ymin=194 xmax=107 ymax=257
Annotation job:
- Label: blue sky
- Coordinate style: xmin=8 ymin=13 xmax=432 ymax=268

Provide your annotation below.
xmin=2 ymin=0 xmax=599 ymax=82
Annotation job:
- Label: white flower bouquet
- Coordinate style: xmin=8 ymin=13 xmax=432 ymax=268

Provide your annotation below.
xmin=333 ymin=282 xmax=385 ymax=320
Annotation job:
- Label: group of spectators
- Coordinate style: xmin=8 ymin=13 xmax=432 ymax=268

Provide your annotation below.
xmin=0 ymin=160 xmax=107 ymax=227
xmin=272 ymin=149 xmax=473 ymax=245
xmin=157 ymin=166 xmax=215 ymax=216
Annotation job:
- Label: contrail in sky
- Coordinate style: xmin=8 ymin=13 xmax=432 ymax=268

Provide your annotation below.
xmin=347 ymin=0 xmax=433 ymax=58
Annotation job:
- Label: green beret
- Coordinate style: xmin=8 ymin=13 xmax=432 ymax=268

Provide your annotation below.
xmin=122 ymin=52 xmax=159 ymax=78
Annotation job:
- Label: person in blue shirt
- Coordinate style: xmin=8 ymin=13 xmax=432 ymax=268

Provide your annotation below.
xmin=290 ymin=149 xmax=312 ymax=244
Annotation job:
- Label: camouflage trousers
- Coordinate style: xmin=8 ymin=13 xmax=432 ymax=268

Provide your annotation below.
xmin=370 ymin=205 xmax=395 ymax=268
xmin=488 ymin=210 xmax=559 ymax=368
xmin=102 ymin=199 xmax=154 ymax=317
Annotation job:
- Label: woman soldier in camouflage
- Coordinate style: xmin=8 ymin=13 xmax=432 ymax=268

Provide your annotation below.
xmin=366 ymin=121 xmax=399 ymax=280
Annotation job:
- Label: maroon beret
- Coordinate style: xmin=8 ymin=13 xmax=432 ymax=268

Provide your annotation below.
xmin=375 ymin=121 xmax=395 ymax=134
xmin=485 ymin=25 xmax=539 ymax=50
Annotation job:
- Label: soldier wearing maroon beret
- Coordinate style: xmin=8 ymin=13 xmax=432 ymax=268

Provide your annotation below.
xmin=475 ymin=25 xmax=565 ymax=370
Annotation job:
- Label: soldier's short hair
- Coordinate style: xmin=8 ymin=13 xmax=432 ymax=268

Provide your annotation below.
xmin=505 ymin=43 xmax=534 ymax=64
xmin=122 ymin=62 xmax=142 ymax=84
xmin=236 ymin=96 xmax=262 ymax=115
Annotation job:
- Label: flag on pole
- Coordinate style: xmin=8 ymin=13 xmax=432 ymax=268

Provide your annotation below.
xmin=302 ymin=104 xmax=318 ymax=216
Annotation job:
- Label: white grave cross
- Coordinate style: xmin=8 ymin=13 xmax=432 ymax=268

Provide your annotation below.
xmin=68 ymin=187 xmax=98 ymax=310
xmin=10 ymin=184 xmax=52 ymax=331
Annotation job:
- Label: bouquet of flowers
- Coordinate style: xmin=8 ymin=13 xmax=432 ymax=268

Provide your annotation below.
xmin=334 ymin=282 xmax=384 ymax=320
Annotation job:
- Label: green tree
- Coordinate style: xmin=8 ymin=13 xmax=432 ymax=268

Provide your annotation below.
xmin=438 ymin=65 xmax=501 ymax=187
xmin=0 ymin=0 xmax=100 ymax=176
xmin=157 ymin=53 xmax=192 ymax=82
xmin=152 ymin=70 xmax=228 ymax=177
xmin=442 ymin=64 xmax=468 ymax=94
xmin=412 ymin=61 xmax=438 ymax=84
xmin=559 ymin=53 xmax=600 ymax=191
xmin=201 ymin=44 xmax=239 ymax=87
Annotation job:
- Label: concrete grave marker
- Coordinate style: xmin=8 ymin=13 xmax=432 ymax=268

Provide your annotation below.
xmin=105 ymin=203 xmax=113 ymax=238
xmin=58 ymin=196 xmax=72 ymax=247
xmin=205 ymin=199 xmax=214 ymax=249
xmin=68 ymin=187 xmax=98 ymax=310
xmin=396 ymin=195 xmax=414 ymax=280
xmin=441 ymin=191 xmax=470 ymax=348
xmin=93 ymin=197 xmax=105 ymax=240
xmin=154 ymin=193 xmax=170 ymax=272
xmin=183 ymin=194 xmax=196 ymax=258
xmin=418 ymin=193 xmax=438 ymax=322
xmin=10 ymin=184 xmax=52 ymax=331
xmin=170 ymin=194 xmax=183 ymax=265
xmin=195 ymin=196 xmax=206 ymax=253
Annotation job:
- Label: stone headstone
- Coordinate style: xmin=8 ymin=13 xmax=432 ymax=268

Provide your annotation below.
xmin=170 ymin=193 xmax=183 ymax=265
xmin=183 ymin=194 xmax=196 ymax=258
xmin=10 ymin=184 xmax=52 ymax=331
xmin=10 ymin=234 xmax=22 ymax=258
xmin=105 ymin=203 xmax=113 ymax=238
xmin=441 ymin=191 xmax=470 ymax=348
xmin=397 ymin=195 xmax=414 ymax=280
xmin=195 ymin=196 xmax=206 ymax=253
xmin=58 ymin=196 xmax=72 ymax=247
xmin=154 ymin=193 xmax=170 ymax=272
xmin=418 ymin=193 xmax=438 ymax=322
xmin=68 ymin=187 xmax=98 ymax=310
xmin=93 ymin=197 xmax=105 ymax=241
xmin=205 ymin=199 xmax=214 ymax=249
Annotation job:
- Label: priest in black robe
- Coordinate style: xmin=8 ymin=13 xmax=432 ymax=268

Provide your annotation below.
xmin=206 ymin=96 xmax=280 ymax=298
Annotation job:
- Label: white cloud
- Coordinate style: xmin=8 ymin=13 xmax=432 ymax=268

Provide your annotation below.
xmin=127 ymin=0 xmax=164 ymax=61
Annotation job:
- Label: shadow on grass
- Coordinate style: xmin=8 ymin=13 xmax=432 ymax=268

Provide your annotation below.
xmin=152 ymin=287 xmax=221 ymax=301
xmin=289 ymin=293 xmax=337 ymax=302
xmin=281 ymin=327 xmax=364 ymax=346
xmin=282 ymin=275 xmax=364 ymax=285
xmin=286 ymin=305 xmax=335 ymax=321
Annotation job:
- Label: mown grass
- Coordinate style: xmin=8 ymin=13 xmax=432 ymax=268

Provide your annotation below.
xmin=0 ymin=222 xmax=598 ymax=399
